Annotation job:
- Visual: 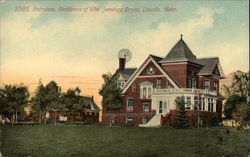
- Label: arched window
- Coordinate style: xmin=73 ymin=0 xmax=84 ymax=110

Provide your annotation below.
xmin=140 ymin=81 xmax=153 ymax=99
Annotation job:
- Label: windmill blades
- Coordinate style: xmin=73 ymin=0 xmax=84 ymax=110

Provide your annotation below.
xmin=118 ymin=49 xmax=132 ymax=63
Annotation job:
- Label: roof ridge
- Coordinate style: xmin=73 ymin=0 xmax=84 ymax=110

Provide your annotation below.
xmin=149 ymin=54 xmax=163 ymax=59
xmin=198 ymin=57 xmax=219 ymax=60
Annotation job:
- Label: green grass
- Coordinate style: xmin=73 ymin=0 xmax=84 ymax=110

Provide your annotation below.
xmin=0 ymin=125 xmax=249 ymax=157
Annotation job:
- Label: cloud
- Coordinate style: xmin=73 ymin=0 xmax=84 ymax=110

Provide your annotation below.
xmin=122 ymin=7 xmax=248 ymax=75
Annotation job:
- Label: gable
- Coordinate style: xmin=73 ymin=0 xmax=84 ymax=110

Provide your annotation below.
xmin=122 ymin=55 xmax=180 ymax=93
xmin=139 ymin=61 xmax=164 ymax=76
xmin=212 ymin=64 xmax=220 ymax=76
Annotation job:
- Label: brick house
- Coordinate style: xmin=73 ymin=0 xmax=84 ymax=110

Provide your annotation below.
xmin=45 ymin=81 xmax=100 ymax=122
xmin=102 ymin=36 xmax=225 ymax=126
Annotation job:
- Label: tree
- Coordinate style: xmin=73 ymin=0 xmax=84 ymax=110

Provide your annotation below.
xmin=30 ymin=81 xmax=49 ymax=123
xmin=61 ymin=88 xmax=83 ymax=120
xmin=224 ymin=95 xmax=246 ymax=120
xmin=175 ymin=97 xmax=190 ymax=128
xmin=46 ymin=81 xmax=63 ymax=125
xmin=0 ymin=84 xmax=29 ymax=125
xmin=223 ymin=71 xmax=249 ymax=128
xmin=0 ymin=88 xmax=9 ymax=124
xmin=99 ymin=73 xmax=123 ymax=126
xmin=223 ymin=71 xmax=249 ymax=97
xmin=232 ymin=102 xmax=250 ymax=129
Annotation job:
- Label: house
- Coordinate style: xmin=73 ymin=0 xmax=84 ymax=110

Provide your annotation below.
xmin=45 ymin=81 xmax=100 ymax=122
xmin=102 ymin=35 xmax=225 ymax=127
xmin=65 ymin=96 xmax=100 ymax=122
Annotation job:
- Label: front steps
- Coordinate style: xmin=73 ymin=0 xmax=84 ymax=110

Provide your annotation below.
xmin=139 ymin=114 xmax=162 ymax=127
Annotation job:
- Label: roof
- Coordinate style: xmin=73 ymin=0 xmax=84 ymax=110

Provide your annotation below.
xmin=162 ymin=38 xmax=197 ymax=62
xmin=47 ymin=80 xmax=58 ymax=86
xmin=197 ymin=57 xmax=219 ymax=75
xmin=79 ymin=96 xmax=100 ymax=111
xmin=115 ymin=68 xmax=137 ymax=81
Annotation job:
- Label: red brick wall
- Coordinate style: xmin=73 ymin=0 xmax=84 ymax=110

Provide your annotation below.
xmin=161 ymin=63 xmax=188 ymax=88
xmin=102 ymin=75 xmax=174 ymax=125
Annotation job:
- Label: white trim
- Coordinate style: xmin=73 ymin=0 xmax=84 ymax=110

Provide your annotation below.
xmin=151 ymin=58 xmax=179 ymax=88
xmin=122 ymin=56 xmax=179 ymax=93
xmin=126 ymin=97 xmax=134 ymax=111
xmin=137 ymin=75 xmax=165 ymax=78
xmin=217 ymin=61 xmax=225 ymax=78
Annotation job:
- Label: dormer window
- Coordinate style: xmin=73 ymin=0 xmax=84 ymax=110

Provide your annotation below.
xmin=147 ymin=66 xmax=155 ymax=75
xmin=117 ymin=81 xmax=125 ymax=88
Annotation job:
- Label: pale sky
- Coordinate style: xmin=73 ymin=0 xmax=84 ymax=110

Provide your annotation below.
xmin=0 ymin=1 xmax=249 ymax=107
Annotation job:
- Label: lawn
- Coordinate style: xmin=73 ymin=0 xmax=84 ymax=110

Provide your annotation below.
xmin=0 ymin=124 xmax=249 ymax=157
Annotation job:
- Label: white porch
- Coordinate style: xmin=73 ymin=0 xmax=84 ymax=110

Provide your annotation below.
xmin=139 ymin=88 xmax=218 ymax=127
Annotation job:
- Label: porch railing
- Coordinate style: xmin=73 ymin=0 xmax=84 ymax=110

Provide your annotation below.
xmin=152 ymin=88 xmax=217 ymax=96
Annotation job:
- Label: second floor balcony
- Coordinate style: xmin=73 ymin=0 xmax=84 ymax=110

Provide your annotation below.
xmin=152 ymin=88 xmax=217 ymax=96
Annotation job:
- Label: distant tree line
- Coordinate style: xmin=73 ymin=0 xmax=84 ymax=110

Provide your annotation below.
xmin=0 ymin=80 xmax=87 ymax=125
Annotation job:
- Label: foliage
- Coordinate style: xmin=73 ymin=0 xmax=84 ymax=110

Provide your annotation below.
xmin=223 ymin=94 xmax=246 ymax=120
xmin=30 ymin=81 xmax=63 ymax=124
xmin=0 ymin=84 xmax=29 ymax=124
xmin=30 ymin=82 xmax=49 ymax=122
xmin=223 ymin=71 xmax=249 ymax=128
xmin=232 ymin=102 xmax=250 ymax=129
xmin=175 ymin=97 xmax=190 ymax=128
xmin=99 ymin=73 xmax=123 ymax=110
xmin=223 ymin=70 xmax=249 ymax=97
xmin=61 ymin=88 xmax=83 ymax=118
xmin=210 ymin=116 xmax=220 ymax=126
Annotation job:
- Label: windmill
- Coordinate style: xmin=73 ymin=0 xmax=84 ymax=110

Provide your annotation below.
xmin=118 ymin=49 xmax=132 ymax=71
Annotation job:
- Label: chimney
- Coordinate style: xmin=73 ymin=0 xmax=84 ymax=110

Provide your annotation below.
xmin=119 ymin=58 xmax=125 ymax=71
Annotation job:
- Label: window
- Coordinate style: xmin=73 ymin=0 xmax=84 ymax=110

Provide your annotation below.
xmin=208 ymin=98 xmax=211 ymax=111
xmin=214 ymin=82 xmax=218 ymax=91
xmin=157 ymin=78 xmax=162 ymax=88
xmin=204 ymin=80 xmax=210 ymax=90
xmin=211 ymin=99 xmax=214 ymax=111
xmin=117 ymin=81 xmax=125 ymax=88
xmin=142 ymin=117 xmax=148 ymax=124
xmin=132 ymin=84 xmax=136 ymax=92
xmin=126 ymin=117 xmax=133 ymax=124
xmin=140 ymin=81 xmax=153 ymax=99
xmin=202 ymin=97 xmax=205 ymax=111
xmin=143 ymin=102 xmax=150 ymax=112
xmin=194 ymin=96 xmax=200 ymax=110
xmin=186 ymin=97 xmax=191 ymax=109
xmin=177 ymin=96 xmax=181 ymax=101
xmin=147 ymin=66 xmax=155 ymax=75
xmin=127 ymin=98 xmax=134 ymax=111
xmin=159 ymin=101 xmax=163 ymax=113
xmin=188 ymin=75 xmax=196 ymax=88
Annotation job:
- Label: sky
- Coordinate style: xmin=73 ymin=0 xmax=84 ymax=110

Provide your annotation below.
xmin=0 ymin=0 xmax=249 ymax=107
